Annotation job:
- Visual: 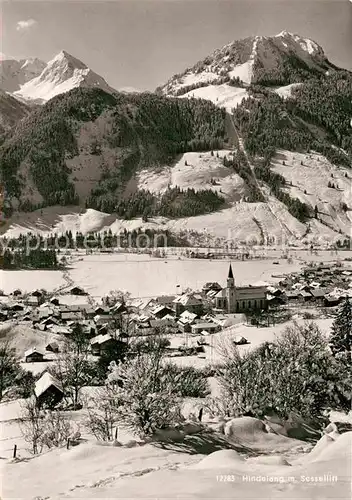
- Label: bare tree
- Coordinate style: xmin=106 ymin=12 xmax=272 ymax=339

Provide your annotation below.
xmin=19 ymin=399 xmax=74 ymax=453
xmin=19 ymin=398 xmax=43 ymax=454
xmin=48 ymin=326 xmax=93 ymax=409
xmin=84 ymin=386 xmax=119 ymax=441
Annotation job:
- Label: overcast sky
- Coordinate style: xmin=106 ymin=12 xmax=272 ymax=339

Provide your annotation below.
xmin=1 ymin=0 xmax=351 ymax=91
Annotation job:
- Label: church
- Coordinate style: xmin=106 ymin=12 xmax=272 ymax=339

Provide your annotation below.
xmin=214 ymin=265 xmax=268 ymax=313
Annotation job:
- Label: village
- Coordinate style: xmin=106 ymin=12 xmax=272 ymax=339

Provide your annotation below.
xmin=0 ymin=257 xmax=351 ymax=406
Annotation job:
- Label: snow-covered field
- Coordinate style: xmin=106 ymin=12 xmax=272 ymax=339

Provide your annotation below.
xmin=137 ymin=150 xmax=246 ymax=201
xmin=0 ymin=270 xmax=64 ymax=295
xmin=1 ymin=251 xmax=351 ymax=298
xmin=182 ymin=84 xmax=249 ymax=111
xmin=68 ymin=254 xmax=301 ymax=298
xmin=167 ymin=316 xmax=334 ymax=369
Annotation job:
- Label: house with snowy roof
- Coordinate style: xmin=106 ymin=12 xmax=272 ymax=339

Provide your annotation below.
xmin=173 ymin=293 xmax=204 ymax=317
xmin=24 ymin=347 xmax=44 ymax=363
xmin=35 ymin=372 xmax=64 ymax=408
xmin=90 ymin=333 xmax=123 ymax=356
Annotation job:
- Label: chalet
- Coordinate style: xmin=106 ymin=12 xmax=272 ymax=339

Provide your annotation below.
xmin=24 ymin=347 xmax=44 ymax=363
xmin=285 ymin=291 xmax=299 ymax=300
xmin=266 ymin=286 xmax=283 ymax=297
xmin=8 ymin=302 xmax=25 ymax=312
xmin=94 ymin=314 xmax=114 ymax=326
xmin=49 ymin=325 xmax=72 ymax=335
xmin=12 ymin=289 xmax=22 ymax=297
xmin=0 ymin=310 xmax=8 ymax=321
xmin=149 ymin=317 xmax=175 ymax=329
xmin=90 ymin=334 xmax=122 ymax=356
xmin=191 ymin=321 xmax=220 ymax=335
xmin=35 ymin=372 xmax=64 ymax=409
xmin=267 ymin=294 xmax=286 ymax=307
xmin=69 ymin=286 xmax=87 ymax=296
xmin=310 ymin=288 xmax=330 ymax=303
xmin=129 ymin=297 xmax=155 ymax=314
xmin=151 ymin=305 xmax=174 ymax=319
xmin=299 ymin=290 xmax=312 ymax=302
xmin=25 ymin=295 xmax=42 ymax=307
xmin=50 ymin=297 xmax=60 ymax=306
xmin=324 ymin=296 xmax=341 ymax=307
xmin=96 ymin=324 xmax=109 ymax=335
xmin=206 ymin=289 xmax=219 ymax=300
xmin=46 ymin=342 xmax=59 ymax=353
xmin=61 ymin=311 xmax=84 ymax=322
xmin=36 ymin=317 xmax=60 ymax=331
xmin=25 ymin=290 xmax=45 ymax=306
xmin=173 ymin=293 xmax=204 ymax=317
xmin=133 ymin=317 xmax=155 ymax=335
xmin=177 ymin=310 xmax=198 ymax=333
xmin=211 ymin=313 xmax=244 ymax=329
xmin=81 ymin=320 xmax=96 ymax=336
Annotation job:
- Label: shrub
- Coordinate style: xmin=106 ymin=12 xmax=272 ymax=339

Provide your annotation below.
xmin=19 ymin=399 xmax=75 ymax=453
xmin=106 ymin=352 xmax=183 ymax=437
xmin=161 ymin=363 xmax=210 ymax=398
xmin=217 ymin=322 xmax=351 ymax=420
xmin=329 ymin=297 xmax=352 ymax=358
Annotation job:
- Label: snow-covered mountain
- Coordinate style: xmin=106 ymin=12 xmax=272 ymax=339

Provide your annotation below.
xmin=159 ymin=31 xmax=337 ymax=99
xmin=0 ymin=57 xmax=46 ymax=93
xmin=13 ymin=51 xmax=116 ymax=104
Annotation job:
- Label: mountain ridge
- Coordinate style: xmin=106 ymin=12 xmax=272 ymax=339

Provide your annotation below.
xmin=158 ymin=31 xmax=342 ymax=97
xmin=1 ymin=32 xmax=351 ymax=244
xmin=12 ymin=50 xmax=117 ymax=104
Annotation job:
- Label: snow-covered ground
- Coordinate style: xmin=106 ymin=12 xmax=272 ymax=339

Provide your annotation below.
xmin=0 ymin=270 xmax=64 ymax=295
xmin=137 ymin=150 xmax=246 ymax=201
xmin=167 ymin=316 xmax=334 ymax=369
xmin=67 ymin=253 xmax=301 ymax=299
xmin=228 ymin=60 xmax=254 ymax=84
xmin=1 ymin=250 xmax=351 ymax=298
xmin=182 ymin=84 xmax=249 ymax=111
xmin=272 ymin=150 xmax=352 ymax=236
xmin=273 ymin=83 xmax=302 ymax=99
xmin=1 ymin=393 xmax=351 ymax=499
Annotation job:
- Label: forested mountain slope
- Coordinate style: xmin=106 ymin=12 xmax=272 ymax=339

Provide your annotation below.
xmin=1 ymin=32 xmax=351 ymax=243
xmin=0 ymin=87 xmax=226 ymax=217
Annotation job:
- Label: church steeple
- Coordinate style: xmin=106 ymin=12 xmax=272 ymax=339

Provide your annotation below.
xmin=226 ymin=263 xmax=236 ymax=313
xmin=227 ymin=264 xmax=234 ymax=288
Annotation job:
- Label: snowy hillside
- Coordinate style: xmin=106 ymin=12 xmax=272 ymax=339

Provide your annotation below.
xmin=182 ymin=84 xmax=249 ymax=112
xmin=271 ymin=151 xmax=352 ymax=236
xmin=137 ymin=151 xmax=247 ymax=202
xmin=13 ymin=51 xmax=116 ymax=103
xmin=1 ymin=393 xmax=351 ymax=500
xmin=159 ymin=31 xmax=333 ymax=97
